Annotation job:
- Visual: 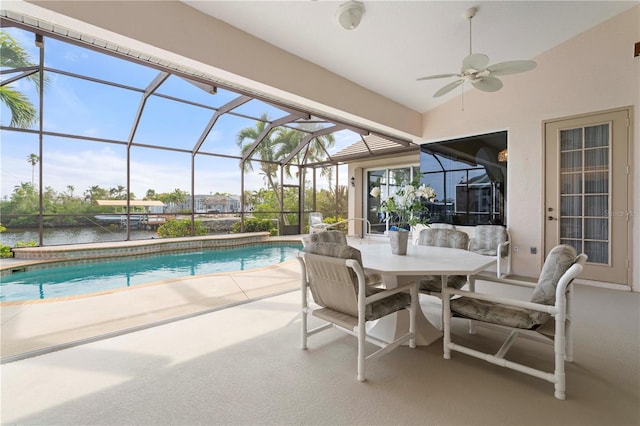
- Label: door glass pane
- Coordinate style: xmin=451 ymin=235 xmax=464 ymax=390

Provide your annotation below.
xmin=560 ymin=151 xmax=582 ymax=172
xmin=585 ymin=218 xmax=608 ymax=240
xmin=558 ymin=125 xmax=610 ymax=265
xmin=585 ymin=148 xmax=608 ymax=171
xmin=584 ymin=171 xmax=608 ymax=193
xmin=560 ymin=128 xmax=582 ymax=150
xmin=367 ymin=170 xmax=386 ymax=235
xmin=560 ymin=196 xmax=582 ymax=216
xmin=584 ymin=195 xmax=607 ymax=216
xmin=561 ymin=173 xmax=582 ymax=194
xmin=584 ymin=241 xmax=608 ymax=264
xmin=585 ymin=124 xmax=609 ymax=148
xmin=560 ymin=218 xmax=582 ymax=238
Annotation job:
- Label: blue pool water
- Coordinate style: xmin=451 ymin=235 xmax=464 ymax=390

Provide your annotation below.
xmin=1 ymin=243 xmax=302 ymax=302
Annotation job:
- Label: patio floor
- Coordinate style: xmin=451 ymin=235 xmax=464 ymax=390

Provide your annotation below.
xmin=1 ymin=241 xmax=304 ymax=361
xmin=1 ymin=235 xmax=377 ymax=361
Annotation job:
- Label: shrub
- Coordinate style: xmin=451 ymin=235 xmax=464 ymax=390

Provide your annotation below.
xmin=157 ymin=219 xmax=208 ymax=238
xmin=231 ymin=217 xmax=277 ymax=236
xmin=323 ymin=216 xmax=348 ymax=233
xmin=0 ymin=244 xmax=12 ymax=258
xmin=14 ymin=241 xmax=38 ymax=247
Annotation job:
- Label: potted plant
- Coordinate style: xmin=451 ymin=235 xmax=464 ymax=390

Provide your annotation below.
xmin=370 ymin=177 xmax=436 ymax=255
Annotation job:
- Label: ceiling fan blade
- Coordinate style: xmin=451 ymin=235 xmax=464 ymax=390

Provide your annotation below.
xmin=434 ymin=79 xmax=464 ymax=97
xmin=487 ymin=60 xmax=537 ymax=76
xmin=472 ymin=76 xmax=503 ymax=93
xmin=417 ymin=73 xmax=459 ymax=81
xmin=462 ymin=53 xmax=489 ymax=71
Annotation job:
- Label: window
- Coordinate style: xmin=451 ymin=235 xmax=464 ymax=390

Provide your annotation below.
xmin=367 ymin=166 xmax=421 ymax=234
xmin=419 ymin=131 xmax=507 ymax=226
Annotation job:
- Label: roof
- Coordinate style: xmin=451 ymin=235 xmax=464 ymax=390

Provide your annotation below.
xmin=94 ymin=200 xmax=165 ymax=207
xmin=331 ymin=134 xmax=419 ymax=164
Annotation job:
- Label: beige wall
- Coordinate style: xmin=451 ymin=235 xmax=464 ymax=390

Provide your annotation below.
xmin=419 ymin=6 xmax=639 ymax=288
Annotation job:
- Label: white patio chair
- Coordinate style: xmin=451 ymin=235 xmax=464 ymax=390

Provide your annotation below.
xmin=309 ymin=212 xmax=330 ymax=233
xmin=469 ymin=225 xmax=512 ymax=278
xmin=301 ymin=230 xmax=382 ymax=285
xmin=297 ymin=242 xmax=418 ymax=381
xmin=442 ymin=244 xmax=587 ymax=400
xmin=415 ymin=228 xmax=471 ymax=294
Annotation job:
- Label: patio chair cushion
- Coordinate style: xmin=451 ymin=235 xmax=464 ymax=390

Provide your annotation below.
xmin=363 ymin=287 xmax=411 ymax=321
xmin=417 ymin=228 xmax=469 ymax=249
xmin=302 ymin=233 xmax=383 ymax=286
xmin=528 ymin=244 xmax=578 ymax=324
xmin=303 ymin=241 xmax=366 ymax=287
xmin=470 ymin=225 xmax=509 ymax=257
xmin=419 ymin=274 xmax=468 ymax=292
xmin=416 ymin=228 xmax=469 ymax=293
xmin=450 ymin=298 xmax=544 ymax=329
xmin=451 ymin=244 xmax=580 ymax=329
xmin=302 ymin=230 xmax=347 ymax=246
xmin=302 ymin=242 xmax=410 ymax=320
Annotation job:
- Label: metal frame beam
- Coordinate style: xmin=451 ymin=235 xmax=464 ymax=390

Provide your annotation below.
xmin=241 ymin=113 xmax=307 ymax=161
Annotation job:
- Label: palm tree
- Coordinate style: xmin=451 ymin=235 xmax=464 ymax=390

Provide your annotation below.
xmin=84 ymin=185 xmax=107 ymax=203
xmin=236 ymin=115 xmax=339 ymax=225
xmin=26 ymin=153 xmax=39 ymax=186
xmin=236 ymin=114 xmax=285 ymax=211
xmin=0 ymin=32 xmax=40 ymax=128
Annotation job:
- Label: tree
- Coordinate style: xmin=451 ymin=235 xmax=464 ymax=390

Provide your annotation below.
xmin=84 ymin=185 xmax=108 ymax=202
xmin=144 ymin=189 xmax=157 ymax=200
xmin=0 ymin=32 xmax=40 ymax=128
xmin=236 ymin=114 xmax=283 ymax=210
xmin=26 ymin=153 xmax=39 ymax=186
xmin=236 ymin=114 xmax=337 ymax=225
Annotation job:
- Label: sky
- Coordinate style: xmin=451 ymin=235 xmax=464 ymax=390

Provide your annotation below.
xmin=0 ymin=26 xmax=356 ymax=200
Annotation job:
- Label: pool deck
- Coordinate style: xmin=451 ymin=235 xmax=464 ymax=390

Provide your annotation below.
xmin=1 ymin=235 xmax=317 ymax=362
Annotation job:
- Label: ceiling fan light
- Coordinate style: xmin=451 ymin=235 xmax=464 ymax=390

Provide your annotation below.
xmin=336 ymin=1 xmax=365 ymax=30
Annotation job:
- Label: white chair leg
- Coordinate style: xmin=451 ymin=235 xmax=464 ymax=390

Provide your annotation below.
xmin=443 ymin=289 xmax=452 ymax=360
xmin=565 ymin=289 xmax=574 ymax=362
xmin=357 ymin=317 xmax=366 ymax=381
xmin=467 ymin=276 xmax=476 ymax=334
xmin=409 ymin=284 xmax=417 ymax=349
xmin=299 ymin=263 xmax=309 ymax=350
xmin=554 ymin=316 xmax=567 ymax=400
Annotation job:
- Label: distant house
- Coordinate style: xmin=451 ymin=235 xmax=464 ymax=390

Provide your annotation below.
xmin=203 ymin=194 xmax=240 ymax=213
xmin=94 ymin=200 xmax=165 ymax=214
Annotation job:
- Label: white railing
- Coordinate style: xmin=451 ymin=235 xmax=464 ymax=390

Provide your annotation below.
xmin=323 ymin=217 xmax=372 ymax=241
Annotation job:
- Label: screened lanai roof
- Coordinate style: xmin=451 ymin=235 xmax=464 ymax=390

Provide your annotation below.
xmin=0 ymin=11 xmax=416 ymax=169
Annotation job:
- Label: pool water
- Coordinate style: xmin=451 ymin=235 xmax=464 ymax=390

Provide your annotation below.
xmin=1 ymin=243 xmax=302 ymax=302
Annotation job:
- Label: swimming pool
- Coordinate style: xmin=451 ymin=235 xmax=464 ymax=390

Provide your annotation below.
xmin=1 ymin=242 xmax=302 ymax=302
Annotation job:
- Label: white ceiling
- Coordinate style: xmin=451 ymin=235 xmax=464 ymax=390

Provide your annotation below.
xmin=183 ymin=1 xmax=636 ymax=113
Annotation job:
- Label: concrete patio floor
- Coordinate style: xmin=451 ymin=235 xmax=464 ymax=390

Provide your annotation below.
xmin=1 ymin=235 xmax=378 ymax=362
xmin=1 ymin=253 xmax=301 ymax=362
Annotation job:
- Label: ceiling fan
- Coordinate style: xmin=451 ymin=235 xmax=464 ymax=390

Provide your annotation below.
xmin=417 ymin=7 xmax=537 ymax=98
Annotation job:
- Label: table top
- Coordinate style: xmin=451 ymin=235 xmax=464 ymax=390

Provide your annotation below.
xmin=356 ymin=244 xmax=496 ymax=276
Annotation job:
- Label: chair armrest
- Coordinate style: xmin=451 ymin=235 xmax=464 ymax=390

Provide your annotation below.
xmin=365 ymin=281 xmax=417 ymax=304
xmin=472 ymin=272 xmax=537 ymax=288
xmin=445 ymin=287 xmax=558 ymax=315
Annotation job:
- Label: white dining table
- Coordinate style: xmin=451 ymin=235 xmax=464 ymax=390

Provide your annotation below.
xmin=354 ymin=243 xmax=497 ymax=346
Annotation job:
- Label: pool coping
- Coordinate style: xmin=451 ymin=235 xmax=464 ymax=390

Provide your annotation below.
xmin=7 ymin=232 xmax=275 ymax=262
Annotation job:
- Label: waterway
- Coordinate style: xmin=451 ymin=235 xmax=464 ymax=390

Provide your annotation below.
xmin=0 ymin=227 xmax=159 ymax=247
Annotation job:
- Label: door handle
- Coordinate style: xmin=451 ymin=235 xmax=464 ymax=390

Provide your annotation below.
xmin=547 ymin=216 xmax=557 ymax=221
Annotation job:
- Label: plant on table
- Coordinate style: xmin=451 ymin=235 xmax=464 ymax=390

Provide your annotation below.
xmin=370 ymin=177 xmax=436 ymax=231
